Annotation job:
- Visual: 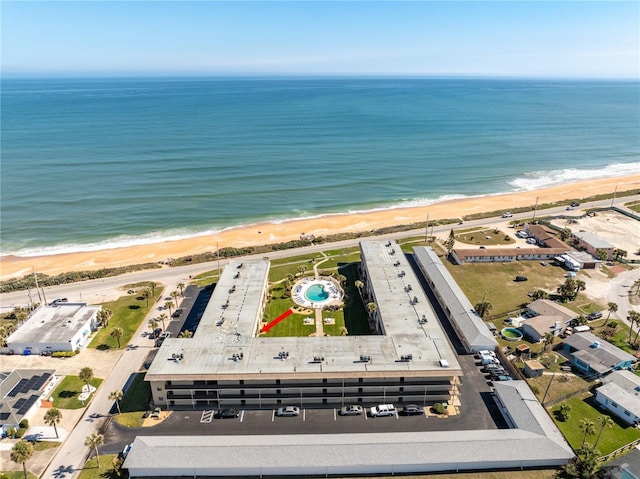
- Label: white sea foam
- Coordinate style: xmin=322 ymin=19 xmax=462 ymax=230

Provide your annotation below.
xmin=507 ymin=162 xmax=639 ymax=191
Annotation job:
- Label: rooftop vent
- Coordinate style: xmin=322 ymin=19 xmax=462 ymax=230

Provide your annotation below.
xmin=394 ymin=261 xmax=401 ymax=267
xmin=385 ymin=241 xmax=392 ymax=247
xmin=216 ymin=318 xmax=225 ymax=326
xmin=592 ymin=341 xmax=600 ymax=348
xmin=233 ymin=272 xmax=240 ymax=279
xmin=237 ymin=263 xmax=243 ymax=269
xmin=359 ymin=355 xmax=371 ymax=363
xmin=231 ymin=353 xmax=244 ymax=362
xmin=400 ymin=354 xmax=413 ymax=362
xmin=311 ymin=356 xmax=325 ymax=363
xmin=419 ymin=315 xmax=428 ymax=324
xmin=278 ymin=351 xmax=289 ymax=360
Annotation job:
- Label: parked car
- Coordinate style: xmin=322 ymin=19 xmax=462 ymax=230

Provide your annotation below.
xmin=502 ymin=212 xmax=513 ymax=218
xmin=276 ymin=406 xmax=300 ymax=417
xmin=171 ymin=309 xmax=183 ymax=318
xmin=570 ymin=201 xmax=580 ymax=207
xmin=514 ymin=275 xmax=528 ymax=282
xmin=369 ymin=404 xmax=396 ymax=417
xmin=401 ymin=404 xmax=424 ymax=416
xmin=494 ymin=375 xmax=513 ymax=382
xmin=215 ymin=408 xmax=239 ymax=419
xmin=339 ymin=405 xmax=363 ymax=416
xmin=587 ymin=312 xmax=603 ymax=321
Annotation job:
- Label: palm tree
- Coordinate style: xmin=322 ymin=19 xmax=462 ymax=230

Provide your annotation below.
xmin=631 ymin=311 xmax=640 ymax=345
xmin=177 ymin=282 xmax=185 ymax=295
xmin=531 ymin=289 xmax=548 ymax=300
xmin=10 ymin=440 xmax=33 ymax=479
xmin=142 ymin=288 xmax=152 ymax=307
xmin=298 ymin=264 xmax=308 ymax=278
xmin=79 ymin=367 xmax=94 ymax=392
xmin=557 ymin=404 xmax=571 ymax=422
xmin=158 ymin=313 xmax=168 ymax=330
xmin=339 ymin=326 xmax=348 ymax=336
xmin=474 ymin=301 xmax=492 ymax=320
xmin=337 ymin=274 xmax=347 ymax=285
xmin=148 ymin=318 xmax=159 ymax=333
xmin=109 ymin=390 xmax=124 ymax=415
xmin=44 ymin=408 xmax=62 ymax=438
xmin=367 ymin=302 xmax=377 ymax=315
xmin=110 ymin=327 xmax=124 ymax=349
xmin=178 ymin=330 xmax=193 ymax=338
xmin=354 ymin=280 xmax=364 ymax=295
xmin=574 ymin=279 xmax=586 ymax=298
xmin=543 ymin=332 xmax=555 ymax=352
xmin=170 ymin=290 xmax=180 ymax=308
xmin=96 ymin=308 xmax=112 ymax=327
xmin=444 ymin=229 xmax=456 ymax=255
xmin=579 ymin=419 xmax=595 ymax=447
xmin=603 ymin=302 xmax=618 ymax=327
xmin=85 ymin=432 xmax=104 ymax=467
xmin=164 ymin=301 xmax=174 ymax=315
xmin=559 ymin=227 xmax=572 ymax=242
xmin=594 ymin=415 xmax=614 ymax=448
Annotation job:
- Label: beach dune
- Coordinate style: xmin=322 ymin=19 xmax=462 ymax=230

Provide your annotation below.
xmin=1 ymin=175 xmax=638 ymax=280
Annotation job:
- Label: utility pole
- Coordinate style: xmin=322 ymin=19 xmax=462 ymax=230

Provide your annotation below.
xmin=217 ymin=242 xmax=220 ymax=278
xmin=425 ymin=213 xmax=429 ymax=243
xmin=611 ymin=185 xmax=618 ymax=207
xmin=541 ymin=373 xmax=555 ymax=406
xmin=532 ymin=196 xmax=539 ymax=222
xmin=33 ymin=268 xmax=42 ymax=304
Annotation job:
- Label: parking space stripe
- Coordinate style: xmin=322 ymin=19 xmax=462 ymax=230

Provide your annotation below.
xmin=271 ymin=410 xmax=275 ymax=422
xmin=240 ymin=410 xmax=245 ymax=422
xmin=333 ymin=409 xmax=337 ymax=421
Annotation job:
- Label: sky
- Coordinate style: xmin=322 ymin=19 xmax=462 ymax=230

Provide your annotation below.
xmin=2 ymin=1 xmax=639 ymax=78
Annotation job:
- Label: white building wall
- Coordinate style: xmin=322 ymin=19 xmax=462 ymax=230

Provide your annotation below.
xmin=595 ymin=391 xmax=640 ymax=425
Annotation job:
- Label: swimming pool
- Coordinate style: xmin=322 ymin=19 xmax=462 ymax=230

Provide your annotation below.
xmin=501 ymin=327 xmax=523 ymax=341
xmin=306 ymin=284 xmax=329 ymax=302
xmin=291 ymin=278 xmax=344 ymax=309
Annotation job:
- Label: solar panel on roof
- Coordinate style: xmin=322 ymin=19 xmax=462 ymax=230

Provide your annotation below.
xmin=33 ymin=376 xmax=47 ymax=390
xmin=16 ymin=396 xmax=38 ymax=416
xmin=8 ymin=379 xmax=28 ymax=397
xmin=13 ymin=398 xmax=26 ymax=408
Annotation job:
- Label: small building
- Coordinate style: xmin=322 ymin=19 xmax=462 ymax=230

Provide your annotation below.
xmin=6 ymin=303 xmax=100 ymax=355
xmin=528 ymin=299 xmax=576 ymax=324
xmin=565 ymin=251 xmax=600 ymax=269
xmin=521 ymin=315 xmax=565 ymax=343
xmin=572 ymin=231 xmax=615 ymax=260
xmin=0 ymin=369 xmax=57 ymax=436
xmin=563 ymin=332 xmax=636 ymax=377
xmin=595 ymin=370 xmax=640 ymax=426
xmin=523 ymin=360 xmax=545 ymax=378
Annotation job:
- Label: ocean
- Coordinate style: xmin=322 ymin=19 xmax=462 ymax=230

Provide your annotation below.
xmin=1 ymin=77 xmax=638 ymax=257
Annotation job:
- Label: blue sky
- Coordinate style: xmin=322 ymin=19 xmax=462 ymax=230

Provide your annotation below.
xmin=2 ymin=1 xmax=638 ymax=78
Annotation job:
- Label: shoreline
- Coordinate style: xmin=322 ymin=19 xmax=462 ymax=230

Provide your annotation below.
xmin=2 ymin=175 xmax=639 ymax=280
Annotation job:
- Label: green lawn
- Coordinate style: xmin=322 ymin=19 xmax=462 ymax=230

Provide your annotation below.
xmin=78 ymin=454 xmax=121 ymax=479
xmin=89 ymin=285 xmax=162 ymax=350
xmin=625 ymin=200 xmax=640 ymax=213
xmin=32 ymin=441 xmax=60 ymax=451
xmin=51 ymin=375 xmax=103 ymax=409
xmin=113 ymin=411 xmax=146 ymax=427
xmin=551 ymin=395 xmax=640 ymax=455
xmin=455 ymin=228 xmax=516 ymax=246
xmin=0 ymin=471 xmax=39 ymax=479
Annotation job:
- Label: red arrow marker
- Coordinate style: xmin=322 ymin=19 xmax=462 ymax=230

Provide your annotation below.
xmin=262 ymin=308 xmax=293 ymax=333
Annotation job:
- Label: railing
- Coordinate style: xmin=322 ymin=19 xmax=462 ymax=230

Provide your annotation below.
xmin=599 ymin=436 xmax=640 ymax=463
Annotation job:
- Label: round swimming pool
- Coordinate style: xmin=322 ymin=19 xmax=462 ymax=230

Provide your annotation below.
xmin=292 ymin=278 xmax=344 ymax=309
xmin=501 ymin=327 xmax=523 ymax=341
xmin=306 ymin=284 xmax=329 ymax=302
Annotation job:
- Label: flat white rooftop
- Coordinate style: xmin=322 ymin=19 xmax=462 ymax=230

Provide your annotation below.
xmin=146 ymin=243 xmax=460 ymax=381
xmin=7 ymin=303 xmax=99 ymax=344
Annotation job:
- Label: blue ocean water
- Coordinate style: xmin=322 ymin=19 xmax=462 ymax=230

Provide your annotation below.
xmin=1 ymin=78 xmax=638 ymax=256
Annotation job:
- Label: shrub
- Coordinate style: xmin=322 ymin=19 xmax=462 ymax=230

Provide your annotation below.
xmin=432 ymin=402 xmax=448 ymax=415
xmin=52 ymin=351 xmax=76 ymax=357
xmin=19 ymin=419 xmax=29 ymax=429
xmin=15 ymin=427 xmax=26 ymax=438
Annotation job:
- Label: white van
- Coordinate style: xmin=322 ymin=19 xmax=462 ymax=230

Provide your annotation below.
xmin=369 ymin=404 xmax=396 ymax=417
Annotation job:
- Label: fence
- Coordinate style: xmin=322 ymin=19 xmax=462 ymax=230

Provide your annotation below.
xmin=599 ymin=436 xmax=640 ymax=463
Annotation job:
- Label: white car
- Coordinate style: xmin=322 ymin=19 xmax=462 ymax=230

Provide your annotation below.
xmin=276 ymin=406 xmax=300 ymax=417
xmin=369 ymin=404 xmax=396 ymax=417
xmin=502 ymin=212 xmax=513 ymax=218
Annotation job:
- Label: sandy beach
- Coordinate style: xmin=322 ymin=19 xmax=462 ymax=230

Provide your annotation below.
xmin=2 ymin=175 xmax=638 ymax=280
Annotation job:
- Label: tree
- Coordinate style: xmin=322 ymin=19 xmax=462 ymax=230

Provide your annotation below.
xmin=574 ymin=279 xmax=586 ymax=298
xmin=559 ymin=227 xmax=572 ymax=242
xmin=543 ymin=332 xmax=555 ymax=352
xmin=613 ymin=248 xmax=627 ymax=261
xmin=579 ymin=419 xmax=595 ymax=447
xmin=110 ymin=327 xmax=124 ymax=349
xmin=85 ymin=432 xmax=104 ymax=467
xmin=164 ymin=301 xmax=174 ymax=315
xmin=603 ymin=302 xmax=618 ymax=327
xmin=557 ymin=404 xmax=571 ymax=422
xmin=10 ymin=440 xmax=33 ymax=479
xmin=178 ymin=330 xmax=193 ymax=338
xmin=142 ymin=288 xmax=152 ymax=307
xmin=339 ymin=326 xmax=348 ymax=336
xmin=474 ymin=301 xmax=493 ymax=320
xmin=170 ymin=290 xmax=180 ymax=308
xmin=148 ymin=318 xmax=159 ymax=333
xmin=557 ymin=278 xmax=578 ymax=302
xmin=594 ymin=415 xmax=614 ymax=448
xmin=564 ymin=443 xmax=600 ymax=478
xmin=158 ymin=313 xmax=168 ymax=330
xmin=44 ymin=408 xmax=62 ymax=438
xmin=97 ymin=308 xmax=113 ymax=327
xmin=596 ymin=248 xmax=608 ymax=262
xmin=444 ymin=229 xmax=456 ymax=255
xmin=531 ymin=289 xmax=548 ymax=300
xmin=354 ymin=280 xmax=364 ymax=293
xmin=336 ymin=274 xmax=347 ymax=285
xmin=109 ymin=390 xmax=124 ymax=415
xmin=630 ymin=311 xmax=640 ymax=346
xmin=177 ymin=282 xmax=185 ymax=295
xmin=79 ymin=367 xmax=94 ymax=391
xmin=297 ymin=264 xmax=308 ymax=278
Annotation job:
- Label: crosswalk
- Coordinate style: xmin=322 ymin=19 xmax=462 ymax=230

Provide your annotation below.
xmin=200 ymin=410 xmax=214 ymax=423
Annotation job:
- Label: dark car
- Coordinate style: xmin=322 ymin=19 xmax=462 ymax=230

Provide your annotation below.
xmin=401 ymin=404 xmax=424 ymax=416
xmin=172 ymin=309 xmax=183 ymax=318
xmin=514 ymin=276 xmax=528 ymax=282
xmin=587 ymin=312 xmax=603 ymax=321
xmin=215 ymin=408 xmax=239 ymax=419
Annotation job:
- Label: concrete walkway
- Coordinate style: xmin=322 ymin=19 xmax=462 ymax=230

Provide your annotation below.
xmin=312 ymin=255 xmax=330 ymax=337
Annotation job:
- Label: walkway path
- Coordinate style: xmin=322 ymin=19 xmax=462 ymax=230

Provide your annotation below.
xmin=312 ymin=254 xmax=329 ymax=337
